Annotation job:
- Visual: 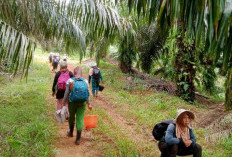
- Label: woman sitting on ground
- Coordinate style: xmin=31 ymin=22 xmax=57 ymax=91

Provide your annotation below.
xmin=158 ymin=109 xmax=202 ymax=157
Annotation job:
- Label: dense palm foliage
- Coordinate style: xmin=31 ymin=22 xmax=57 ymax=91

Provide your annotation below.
xmin=137 ymin=24 xmax=167 ymax=73
xmin=0 ymin=0 xmax=132 ymax=76
xmin=1 ymin=0 xmax=232 ymax=108
xmin=127 ymin=0 xmax=232 ymax=107
xmin=0 ymin=20 xmax=35 ymax=76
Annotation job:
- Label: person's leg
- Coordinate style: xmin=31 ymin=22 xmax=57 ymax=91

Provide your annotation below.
xmin=75 ymin=102 xmax=86 ymax=145
xmin=92 ymin=79 xmax=96 ymax=96
xmin=177 ymin=143 xmax=202 ymax=157
xmin=158 ymin=142 xmax=178 ymax=157
xmin=63 ymin=99 xmax=69 ymax=118
xmin=193 ymin=143 xmax=202 ymax=157
xmin=158 ymin=141 xmax=168 ymax=157
xmin=52 ymin=63 xmax=55 ymax=71
xmin=95 ymin=80 xmax=100 ymax=97
xmin=75 ymin=102 xmax=86 ymax=130
xmin=54 ymin=63 xmax=58 ymax=71
xmin=67 ymin=102 xmax=76 ymax=137
xmin=56 ymin=99 xmax=62 ymax=110
xmin=168 ymin=144 xmax=178 ymax=157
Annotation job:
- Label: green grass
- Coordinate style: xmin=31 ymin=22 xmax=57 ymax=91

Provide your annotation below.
xmin=1 ymin=53 xmax=231 ymax=157
xmin=85 ymin=60 xmax=232 ymax=157
xmin=0 ymin=62 xmax=56 ymax=157
xmin=86 ymin=107 xmax=139 ymax=157
xmin=34 ymin=47 xmax=81 ymax=62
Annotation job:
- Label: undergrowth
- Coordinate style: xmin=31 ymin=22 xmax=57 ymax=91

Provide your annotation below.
xmin=84 ymin=60 xmax=232 ymax=157
xmin=0 ymin=62 xmax=56 ymax=157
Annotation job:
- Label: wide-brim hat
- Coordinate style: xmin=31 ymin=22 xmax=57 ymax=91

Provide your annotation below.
xmin=174 ymin=109 xmax=195 ymax=123
xmin=91 ymin=62 xmax=97 ymax=67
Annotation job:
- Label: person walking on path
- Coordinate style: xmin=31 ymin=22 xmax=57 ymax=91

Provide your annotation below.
xmin=63 ymin=66 xmax=92 ymax=145
xmin=63 ymin=54 xmax=68 ymax=62
xmin=52 ymin=61 xmax=73 ymax=117
xmin=158 ymin=109 xmax=202 ymax=157
xmin=88 ymin=62 xmax=103 ymax=97
xmin=49 ymin=52 xmax=53 ymax=64
xmin=52 ymin=53 xmax=59 ymax=72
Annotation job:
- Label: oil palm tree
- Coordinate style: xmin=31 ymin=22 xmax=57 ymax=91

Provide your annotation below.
xmin=127 ymin=0 xmax=232 ymax=107
xmin=0 ymin=0 xmax=131 ymax=76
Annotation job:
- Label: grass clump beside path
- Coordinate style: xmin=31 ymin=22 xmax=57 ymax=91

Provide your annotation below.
xmin=84 ymin=61 xmax=232 ymax=157
xmin=0 ymin=62 xmax=56 ymax=157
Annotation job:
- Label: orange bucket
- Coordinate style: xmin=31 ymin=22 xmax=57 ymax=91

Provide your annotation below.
xmin=84 ymin=115 xmax=98 ymax=129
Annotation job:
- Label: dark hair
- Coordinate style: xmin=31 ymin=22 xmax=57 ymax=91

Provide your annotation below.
xmin=176 ymin=112 xmax=192 ymax=125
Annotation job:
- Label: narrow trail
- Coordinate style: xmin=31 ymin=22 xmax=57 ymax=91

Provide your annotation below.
xmin=49 ymin=58 xmax=158 ymax=156
xmin=49 ymin=60 xmax=102 ymax=157
xmin=38 ymin=55 xmax=229 ymax=157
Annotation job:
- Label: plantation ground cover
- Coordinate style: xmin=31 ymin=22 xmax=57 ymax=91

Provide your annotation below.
xmin=0 ymin=62 xmax=56 ymax=156
xmin=1 ymin=52 xmax=232 ymax=157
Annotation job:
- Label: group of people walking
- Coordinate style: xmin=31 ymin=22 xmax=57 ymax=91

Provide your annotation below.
xmin=52 ymin=58 xmax=103 ymax=145
xmin=50 ymin=54 xmax=202 ymax=157
xmin=49 ymin=52 xmax=68 ymax=72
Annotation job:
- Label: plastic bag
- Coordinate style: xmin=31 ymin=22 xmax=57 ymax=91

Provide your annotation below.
xmin=55 ymin=106 xmax=68 ymax=124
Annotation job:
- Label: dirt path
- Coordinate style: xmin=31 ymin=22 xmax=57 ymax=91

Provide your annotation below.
xmin=42 ymin=55 xmax=230 ymax=157
xmin=50 ymin=59 xmax=159 ymax=156
xmin=48 ymin=60 xmax=101 ymax=157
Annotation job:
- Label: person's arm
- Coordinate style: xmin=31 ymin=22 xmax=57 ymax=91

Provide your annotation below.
xmin=99 ymin=70 xmax=103 ymax=81
xmin=62 ymin=79 xmax=72 ymax=104
xmin=52 ymin=72 xmax=61 ymax=95
xmin=88 ymin=68 xmax=93 ymax=84
xmin=189 ymin=128 xmax=196 ymax=146
xmin=88 ymin=75 xmax=91 ymax=84
xmin=84 ymin=79 xmax=92 ymax=110
xmin=165 ymin=124 xmax=183 ymax=145
xmin=69 ymin=71 xmax=74 ymax=78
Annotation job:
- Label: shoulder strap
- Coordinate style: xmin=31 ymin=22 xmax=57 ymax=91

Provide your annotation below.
xmin=76 ymin=77 xmax=85 ymax=81
xmin=70 ymin=77 xmax=76 ymax=91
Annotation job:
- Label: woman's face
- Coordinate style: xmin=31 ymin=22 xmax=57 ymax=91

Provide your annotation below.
xmin=60 ymin=66 xmax=67 ymax=71
xmin=181 ymin=113 xmax=190 ymax=127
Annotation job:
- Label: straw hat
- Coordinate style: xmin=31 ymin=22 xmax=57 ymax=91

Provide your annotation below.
xmin=174 ymin=109 xmax=195 ymax=123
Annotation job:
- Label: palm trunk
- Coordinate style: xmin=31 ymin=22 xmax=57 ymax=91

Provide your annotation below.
xmin=120 ymin=60 xmax=130 ymax=73
xmin=175 ymin=35 xmax=195 ymax=102
xmin=225 ymin=68 xmax=232 ymax=110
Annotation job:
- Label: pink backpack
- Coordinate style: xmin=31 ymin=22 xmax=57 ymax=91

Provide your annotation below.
xmin=58 ymin=71 xmax=70 ymax=90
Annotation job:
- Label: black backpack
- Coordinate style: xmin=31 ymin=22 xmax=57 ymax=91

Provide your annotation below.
xmin=152 ymin=120 xmax=173 ymax=141
xmin=93 ymin=67 xmax=100 ymax=79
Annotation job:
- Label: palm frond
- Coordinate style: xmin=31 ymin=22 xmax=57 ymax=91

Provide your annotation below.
xmin=0 ymin=0 xmax=85 ymax=51
xmin=137 ymin=24 xmax=168 ymax=73
xmin=0 ymin=20 xmax=35 ymax=77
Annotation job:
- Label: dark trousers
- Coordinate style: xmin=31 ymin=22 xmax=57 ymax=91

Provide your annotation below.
xmin=52 ymin=62 xmax=58 ymax=70
xmin=158 ymin=141 xmax=202 ymax=157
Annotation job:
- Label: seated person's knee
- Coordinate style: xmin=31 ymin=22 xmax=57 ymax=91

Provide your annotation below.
xmin=194 ymin=143 xmax=202 ymax=152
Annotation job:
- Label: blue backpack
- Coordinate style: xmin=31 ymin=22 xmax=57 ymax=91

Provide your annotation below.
xmin=69 ymin=77 xmax=89 ymax=103
xmin=53 ymin=57 xmax=58 ymax=63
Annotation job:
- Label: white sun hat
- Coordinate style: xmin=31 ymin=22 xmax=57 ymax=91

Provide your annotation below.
xmin=174 ymin=109 xmax=195 ymax=123
xmin=91 ymin=62 xmax=97 ymax=67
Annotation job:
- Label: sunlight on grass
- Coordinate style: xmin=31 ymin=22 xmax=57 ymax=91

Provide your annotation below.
xmin=0 ymin=62 xmax=56 ymax=157
xmin=93 ymin=60 xmax=232 ymax=157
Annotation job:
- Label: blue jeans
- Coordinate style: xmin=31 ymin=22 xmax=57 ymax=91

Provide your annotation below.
xmin=91 ymin=78 xmax=99 ymax=96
